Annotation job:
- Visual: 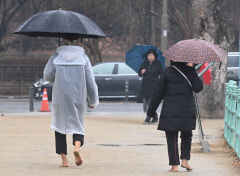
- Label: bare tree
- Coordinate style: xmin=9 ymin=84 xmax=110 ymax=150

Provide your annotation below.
xmin=168 ymin=0 xmax=193 ymax=40
xmin=0 ymin=0 xmax=28 ymax=51
xmin=150 ymin=0 xmax=156 ymax=45
xmin=83 ymin=39 xmax=104 ymax=64
xmin=127 ymin=0 xmax=134 ymax=48
xmin=192 ymin=0 xmax=233 ymax=119
xmin=1 ymin=0 xmax=239 ymax=66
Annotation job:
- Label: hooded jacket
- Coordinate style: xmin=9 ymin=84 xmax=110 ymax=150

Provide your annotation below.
xmin=44 ymin=45 xmax=99 ymax=135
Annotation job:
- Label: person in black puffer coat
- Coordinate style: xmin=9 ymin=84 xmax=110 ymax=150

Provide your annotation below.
xmin=147 ymin=61 xmax=203 ymax=172
xmin=138 ymin=49 xmax=163 ymax=124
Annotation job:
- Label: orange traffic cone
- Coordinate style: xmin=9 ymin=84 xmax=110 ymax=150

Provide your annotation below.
xmin=40 ymin=88 xmax=50 ymax=112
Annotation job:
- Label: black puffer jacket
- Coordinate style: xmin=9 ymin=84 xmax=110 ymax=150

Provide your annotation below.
xmin=147 ymin=62 xmax=203 ymax=131
xmin=138 ymin=60 xmax=162 ymax=98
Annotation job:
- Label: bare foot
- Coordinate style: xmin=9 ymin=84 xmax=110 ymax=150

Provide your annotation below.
xmin=181 ymin=159 xmax=193 ymax=171
xmin=74 ymin=151 xmax=83 ymax=166
xmin=60 ymin=163 xmax=69 ymax=167
xmin=168 ymin=165 xmax=179 ymax=172
xmin=181 ymin=164 xmax=193 ymax=171
xmin=60 ymin=154 xmax=69 ymax=167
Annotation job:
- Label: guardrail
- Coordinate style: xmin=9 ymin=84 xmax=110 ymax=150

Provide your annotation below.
xmin=0 ymin=65 xmax=45 ymax=96
xmin=224 ymin=80 xmax=240 ymax=159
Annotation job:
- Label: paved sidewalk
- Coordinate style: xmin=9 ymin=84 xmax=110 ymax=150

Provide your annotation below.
xmin=0 ymin=112 xmax=239 ymax=176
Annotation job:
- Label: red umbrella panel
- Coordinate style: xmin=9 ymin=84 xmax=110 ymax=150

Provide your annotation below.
xmin=163 ymin=39 xmax=227 ymax=64
xmin=199 ymin=63 xmax=212 ymax=85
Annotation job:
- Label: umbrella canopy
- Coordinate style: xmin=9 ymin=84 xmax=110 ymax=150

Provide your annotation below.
xmin=163 ymin=39 xmax=227 ymax=64
xmin=13 ymin=10 xmax=106 ymax=39
xmin=200 ymin=63 xmax=212 ymax=85
xmin=126 ymin=45 xmax=165 ymax=72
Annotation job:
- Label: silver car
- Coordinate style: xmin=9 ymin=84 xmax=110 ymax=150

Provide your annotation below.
xmin=227 ymin=52 xmax=239 ymax=82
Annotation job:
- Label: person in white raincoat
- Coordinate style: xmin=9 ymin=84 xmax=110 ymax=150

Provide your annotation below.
xmin=44 ymin=38 xmax=99 ymax=167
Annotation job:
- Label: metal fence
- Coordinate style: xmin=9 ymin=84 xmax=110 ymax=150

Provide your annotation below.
xmin=224 ymin=80 xmax=240 ymax=159
xmin=0 ymin=65 xmax=45 ymax=97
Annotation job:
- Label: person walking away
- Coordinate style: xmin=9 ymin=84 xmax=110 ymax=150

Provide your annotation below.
xmin=138 ymin=49 xmax=162 ymax=124
xmin=147 ymin=61 xmax=203 ymax=172
xmin=44 ymin=37 xmax=99 ymax=167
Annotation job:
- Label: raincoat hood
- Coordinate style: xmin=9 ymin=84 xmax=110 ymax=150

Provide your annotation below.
xmin=54 ymin=45 xmax=86 ymax=65
xmin=56 ymin=45 xmax=85 ymax=61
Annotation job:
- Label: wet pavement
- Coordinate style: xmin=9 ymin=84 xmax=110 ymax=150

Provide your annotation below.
xmin=0 ymin=111 xmax=239 ymax=176
xmin=0 ymin=99 xmax=144 ymax=113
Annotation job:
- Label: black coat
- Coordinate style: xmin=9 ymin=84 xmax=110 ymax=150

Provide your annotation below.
xmin=138 ymin=60 xmax=162 ymax=98
xmin=147 ymin=63 xmax=203 ymax=132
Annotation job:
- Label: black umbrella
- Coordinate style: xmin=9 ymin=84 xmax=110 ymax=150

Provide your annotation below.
xmin=13 ymin=9 xmax=106 ymax=39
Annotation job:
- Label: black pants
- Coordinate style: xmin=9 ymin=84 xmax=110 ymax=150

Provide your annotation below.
xmin=55 ymin=131 xmax=84 ymax=155
xmin=143 ymin=98 xmax=157 ymax=117
xmin=165 ymin=131 xmax=192 ymax=165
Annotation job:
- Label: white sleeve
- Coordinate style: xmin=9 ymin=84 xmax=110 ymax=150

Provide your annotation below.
xmin=43 ymin=53 xmax=57 ymax=83
xmin=84 ymin=55 xmax=99 ymax=107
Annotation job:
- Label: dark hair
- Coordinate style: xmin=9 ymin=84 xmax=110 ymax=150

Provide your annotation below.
xmin=62 ymin=34 xmax=79 ymax=41
xmin=170 ymin=60 xmax=197 ymax=67
xmin=145 ymin=49 xmax=158 ymax=60
xmin=170 ymin=60 xmax=186 ymax=66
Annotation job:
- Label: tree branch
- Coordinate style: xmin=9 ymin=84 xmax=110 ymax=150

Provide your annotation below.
xmin=7 ymin=0 xmax=27 ymax=22
xmin=169 ymin=0 xmax=192 ymax=38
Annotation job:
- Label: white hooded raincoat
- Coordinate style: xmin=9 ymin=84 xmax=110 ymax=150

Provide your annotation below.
xmin=44 ymin=45 xmax=99 ymax=135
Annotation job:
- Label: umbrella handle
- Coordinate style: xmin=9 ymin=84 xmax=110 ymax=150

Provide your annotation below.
xmin=198 ymin=62 xmax=214 ymax=77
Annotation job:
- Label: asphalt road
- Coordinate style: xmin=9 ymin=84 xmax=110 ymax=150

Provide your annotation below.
xmin=0 ymin=99 xmax=162 ymax=114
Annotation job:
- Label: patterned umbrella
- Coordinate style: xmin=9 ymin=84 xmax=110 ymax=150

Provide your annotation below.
xmin=163 ymin=39 xmax=227 ymax=63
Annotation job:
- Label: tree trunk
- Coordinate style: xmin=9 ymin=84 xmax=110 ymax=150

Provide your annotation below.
xmin=192 ymin=0 xmax=229 ymax=119
xmin=83 ymin=39 xmax=103 ymax=65
xmin=150 ymin=0 xmax=156 ymax=45
xmin=128 ymin=0 xmax=134 ymax=48
xmin=0 ymin=0 xmax=27 ymax=51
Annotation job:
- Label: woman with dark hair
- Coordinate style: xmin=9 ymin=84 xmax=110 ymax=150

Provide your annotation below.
xmin=138 ymin=49 xmax=163 ymax=124
xmin=147 ymin=61 xmax=203 ymax=172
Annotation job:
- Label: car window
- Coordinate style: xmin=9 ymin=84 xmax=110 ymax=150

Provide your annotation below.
xmin=118 ymin=63 xmax=136 ymax=74
xmin=93 ymin=63 xmax=114 ymax=74
xmin=112 ymin=64 xmax=118 ymax=74
xmin=227 ymin=56 xmax=239 ymax=67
